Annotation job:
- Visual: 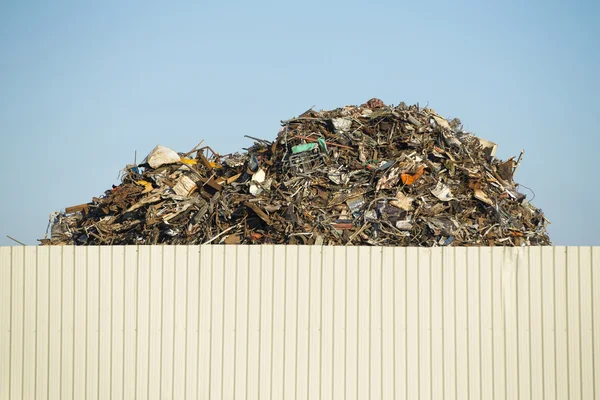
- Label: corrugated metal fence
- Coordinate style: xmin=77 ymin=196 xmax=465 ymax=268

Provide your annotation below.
xmin=1 ymin=246 xmax=599 ymax=399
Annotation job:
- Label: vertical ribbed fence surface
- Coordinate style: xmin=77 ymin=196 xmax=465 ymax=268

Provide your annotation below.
xmin=1 ymin=246 xmax=599 ymax=399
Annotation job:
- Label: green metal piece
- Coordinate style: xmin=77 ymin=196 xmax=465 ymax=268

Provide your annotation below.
xmin=291 ymin=142 xmax=317 ymax=154
xmin=317 ymin=138 xmax=328 ymax=153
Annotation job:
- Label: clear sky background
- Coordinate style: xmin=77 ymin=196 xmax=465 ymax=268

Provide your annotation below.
xmin=0 ymin=0 xmax=598 ymax=246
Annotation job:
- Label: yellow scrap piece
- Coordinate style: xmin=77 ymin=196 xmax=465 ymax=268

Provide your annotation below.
xmin=180 ymin=157 xmax=198 ymax=165
xmin=136 ymin=180 xmax=154 ymax=194
xmin=209 ymin=161 xmax=222 ymax=169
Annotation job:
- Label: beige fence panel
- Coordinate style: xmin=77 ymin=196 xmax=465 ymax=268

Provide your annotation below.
xmin=1 ymin=246 xmax=599 ymax=399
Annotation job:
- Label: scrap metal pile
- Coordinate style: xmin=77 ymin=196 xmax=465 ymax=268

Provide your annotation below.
xmin=41 ymin=98 xmax=550 ymax=246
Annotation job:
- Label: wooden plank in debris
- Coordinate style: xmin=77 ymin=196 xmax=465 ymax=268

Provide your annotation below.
xmin=198 ymin=177 xmax=223 ymax=192
xmin=65 ymin=204 xmax=89 ymax=214
xmin=226 ymin=173 xmax=242 ymax=184
xmin=244 ymin=201 xmax=271 ymax=224
xmin=198 ymin=153 xmax=213 ymax=170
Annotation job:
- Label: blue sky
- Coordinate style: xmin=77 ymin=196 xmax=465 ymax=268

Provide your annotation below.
xmin=0 ymin=0 xmax=598 ymax=246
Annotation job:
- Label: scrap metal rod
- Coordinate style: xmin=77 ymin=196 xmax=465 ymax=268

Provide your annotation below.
xmin=6 ymin=235 xmax=26 ymax=246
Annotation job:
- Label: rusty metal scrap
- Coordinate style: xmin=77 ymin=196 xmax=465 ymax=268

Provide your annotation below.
xmin=41 ymin=98 xmax=550 ymax=246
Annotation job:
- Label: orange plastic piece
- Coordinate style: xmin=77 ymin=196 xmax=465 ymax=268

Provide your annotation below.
xmin=249 ymin=232 xmax=263 ymax=241
xmin=401 ymin=165 xmax=425 ymax=186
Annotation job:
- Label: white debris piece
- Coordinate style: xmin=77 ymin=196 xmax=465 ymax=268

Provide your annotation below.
xmin=144 ymin=145 xmax=181 ymax=169
xmin=396 ymin=220 xmax=413 ymax=231
xmin=430 ymin=181 xmax=454 ymax=201
xmin=250 ymin=168 xmax=266 ymax=196
xmin=390 ymin=191 xmax=414 ymax=211
xmin=172 ymin=175 xmax=196 ymax=197
xmin=331 ymin=118 xmax=352 ymax=133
